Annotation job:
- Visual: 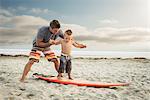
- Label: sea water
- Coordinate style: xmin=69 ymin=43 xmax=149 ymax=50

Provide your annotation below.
xmin=0 ymin=48 xmax=149 ymax=59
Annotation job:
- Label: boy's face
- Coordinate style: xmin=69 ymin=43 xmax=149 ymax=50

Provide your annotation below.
xmin=64 ymin=33 xmax=72 ymax=42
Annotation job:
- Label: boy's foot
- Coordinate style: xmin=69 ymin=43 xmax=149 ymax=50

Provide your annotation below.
xmin=57 ymin=73 xmax=62 ymax=80
xmin=57 ymin=76 xmax=62 ymax=80
xmin=68 ymin=77 xmax=73 ymax=80
xmin=61 ymin=74 xmax=63 ymax=77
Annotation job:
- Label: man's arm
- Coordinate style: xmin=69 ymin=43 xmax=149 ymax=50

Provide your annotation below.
xmin=58 ymin=30 xmax=64 ymax=39
xmin=72 ymin=41 xmax=86 ymax=48
xmin=35 ymin=27 xmax=52 ymax=47
xmin=53 ymin=40 xmax=62 ymax=45
xmin=36 ymin=38 xmax=52 ymax=48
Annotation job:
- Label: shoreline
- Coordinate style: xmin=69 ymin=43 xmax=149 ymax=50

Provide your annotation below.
xmin=0 ymin=54 xmax=149 ymax=60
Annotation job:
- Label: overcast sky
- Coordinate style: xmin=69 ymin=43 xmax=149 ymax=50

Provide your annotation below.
xmin=0 ymin=0 xmax=150 ymax=52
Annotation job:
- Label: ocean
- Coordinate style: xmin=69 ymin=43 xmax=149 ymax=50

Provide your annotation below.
xmin=0 ymin=48 xmax=149 ymax=59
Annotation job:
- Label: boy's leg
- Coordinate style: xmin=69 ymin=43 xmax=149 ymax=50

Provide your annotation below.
xmin=57 ymin=56 xmax=66 ymax=79
xmin=57 ymin=73 xmax=62 ymax=79
xmin=20 ymin=59 xmax=36 ymax=82
xmin=66 ymin=59 xmax=72 ymax=80
xmin=68 ymin=73 xmax=72 ymax=80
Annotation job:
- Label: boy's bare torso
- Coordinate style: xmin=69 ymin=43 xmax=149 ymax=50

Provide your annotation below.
xmin=60 ymin=39 xmax=74 ymax=56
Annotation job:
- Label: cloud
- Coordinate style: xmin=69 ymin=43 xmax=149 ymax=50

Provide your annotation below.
xmin=17 ymin=6 xmax=28 ymax=11
xmin=0 ymin=15 xmax=11 ymax=25
xmin=0 ymin=8 xmax=150 ymax=52
xmin=0 ymin=14 xmax=48 ymax=32
xmin=0 ymin=13 xmax=91 ymax=44
xmin=0 ymin=11 xmax=49 ymax=44
xmin=29 ymin=8 xmax=58 ymax=16
xmin=0 ymin=9 xmax=13 ymax=16
xmin=3 ymin=6 xmax=57 ymax=16
xmin=99 ymin=19 xmax=119 ymax=24
xmin=30 ymin=8 xmax=49 ymax=14
xmin=62 ymin=24 xmax=91 ymax=36
xmin=11 ymin=15 xmax=48 ymax=27
xmin=73 ymin=27 xmax=150 ymax=44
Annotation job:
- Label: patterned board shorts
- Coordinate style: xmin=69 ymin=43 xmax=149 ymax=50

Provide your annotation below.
xmin=29 ymin=49 xmax=57 ymax=62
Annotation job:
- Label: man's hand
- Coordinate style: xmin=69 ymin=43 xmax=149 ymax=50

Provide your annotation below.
xmin=49 ymin=39 xmax=55 ymax=45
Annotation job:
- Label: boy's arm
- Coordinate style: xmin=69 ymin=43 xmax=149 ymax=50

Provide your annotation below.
xmin=72 ymin=41 xmax=86 ymax=48
xmin=72 ymin=38 xmax=83 ymax=47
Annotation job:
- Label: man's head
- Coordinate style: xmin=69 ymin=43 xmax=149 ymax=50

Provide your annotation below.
xmin=64 ymin=29 xmax=73 ymax=42
xmin=49 ymin=20 xmax=61 ymax=34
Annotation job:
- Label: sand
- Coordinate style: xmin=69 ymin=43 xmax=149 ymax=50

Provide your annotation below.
xmin=0 ymin=56 xmax=150 ymax=100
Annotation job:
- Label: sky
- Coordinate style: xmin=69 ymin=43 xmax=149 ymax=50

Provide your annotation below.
xmin=0 ymin=0 xmax=150 ymax=52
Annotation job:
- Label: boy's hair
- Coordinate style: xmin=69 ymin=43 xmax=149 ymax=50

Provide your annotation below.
xmin=65 ymin=29 xmax=72 ymax=36
xmin=50 ymin=20 xmax=61 ymax=29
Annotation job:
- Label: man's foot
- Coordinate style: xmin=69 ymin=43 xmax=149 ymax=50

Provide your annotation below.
xmin=20 ymin=78 xmax=25 ymax=83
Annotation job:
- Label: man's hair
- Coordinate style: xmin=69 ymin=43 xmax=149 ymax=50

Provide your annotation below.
xmin=50 ymin=20 xmax=60 ymax=29
xmin=65 ymin=29 xmax=72 ymax=36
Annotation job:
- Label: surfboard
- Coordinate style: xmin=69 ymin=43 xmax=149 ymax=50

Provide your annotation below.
xmin=33 ymin=73 xmax=129 ymax=88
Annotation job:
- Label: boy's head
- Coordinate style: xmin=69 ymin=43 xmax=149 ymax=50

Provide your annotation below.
xmin=49 ymin=20 xmax=61 ymax=34
xmin=64 ymin=29 xmax=72 ymax=42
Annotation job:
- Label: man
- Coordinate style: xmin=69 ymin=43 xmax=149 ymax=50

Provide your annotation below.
xmin=20 ymin=20 xmax=64 ymax=82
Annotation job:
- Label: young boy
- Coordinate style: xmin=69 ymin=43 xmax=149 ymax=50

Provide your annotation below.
xmin=52 ymin=29 xmax=86 ymax=80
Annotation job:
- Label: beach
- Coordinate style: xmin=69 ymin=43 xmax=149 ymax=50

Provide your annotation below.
xmin=1 ymin=0 xmax=150 ymax=99
xmin=0 ymin=56 xmax=150 ymax=100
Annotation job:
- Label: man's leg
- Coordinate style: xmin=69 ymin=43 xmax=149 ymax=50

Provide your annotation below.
xmin=49 ymin=58 xmax=64 ymax=77
xmin=20 ymin=59 xmax=35 ymax=82
xmin=44 ymin=50 xmax=59 ymax=72
xmin=20 ymin=49 xmax=41 ymax=82
xmin=50 ymin=58 xmax=59 ymax=72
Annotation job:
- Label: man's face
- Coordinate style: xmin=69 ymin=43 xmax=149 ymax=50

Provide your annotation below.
xmin=49 ymin=27 xmax=59 ymax=34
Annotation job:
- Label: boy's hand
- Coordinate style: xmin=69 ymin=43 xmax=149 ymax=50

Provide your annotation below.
xmin=80 ymin=44 xmax=87 ymax=48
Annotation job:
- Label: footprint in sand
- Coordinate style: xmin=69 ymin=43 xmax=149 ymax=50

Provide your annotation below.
xmin=26 ymin=93 xmax=35 ymax=99
xmin=0 ymin=77 xmax=5 ymax=81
